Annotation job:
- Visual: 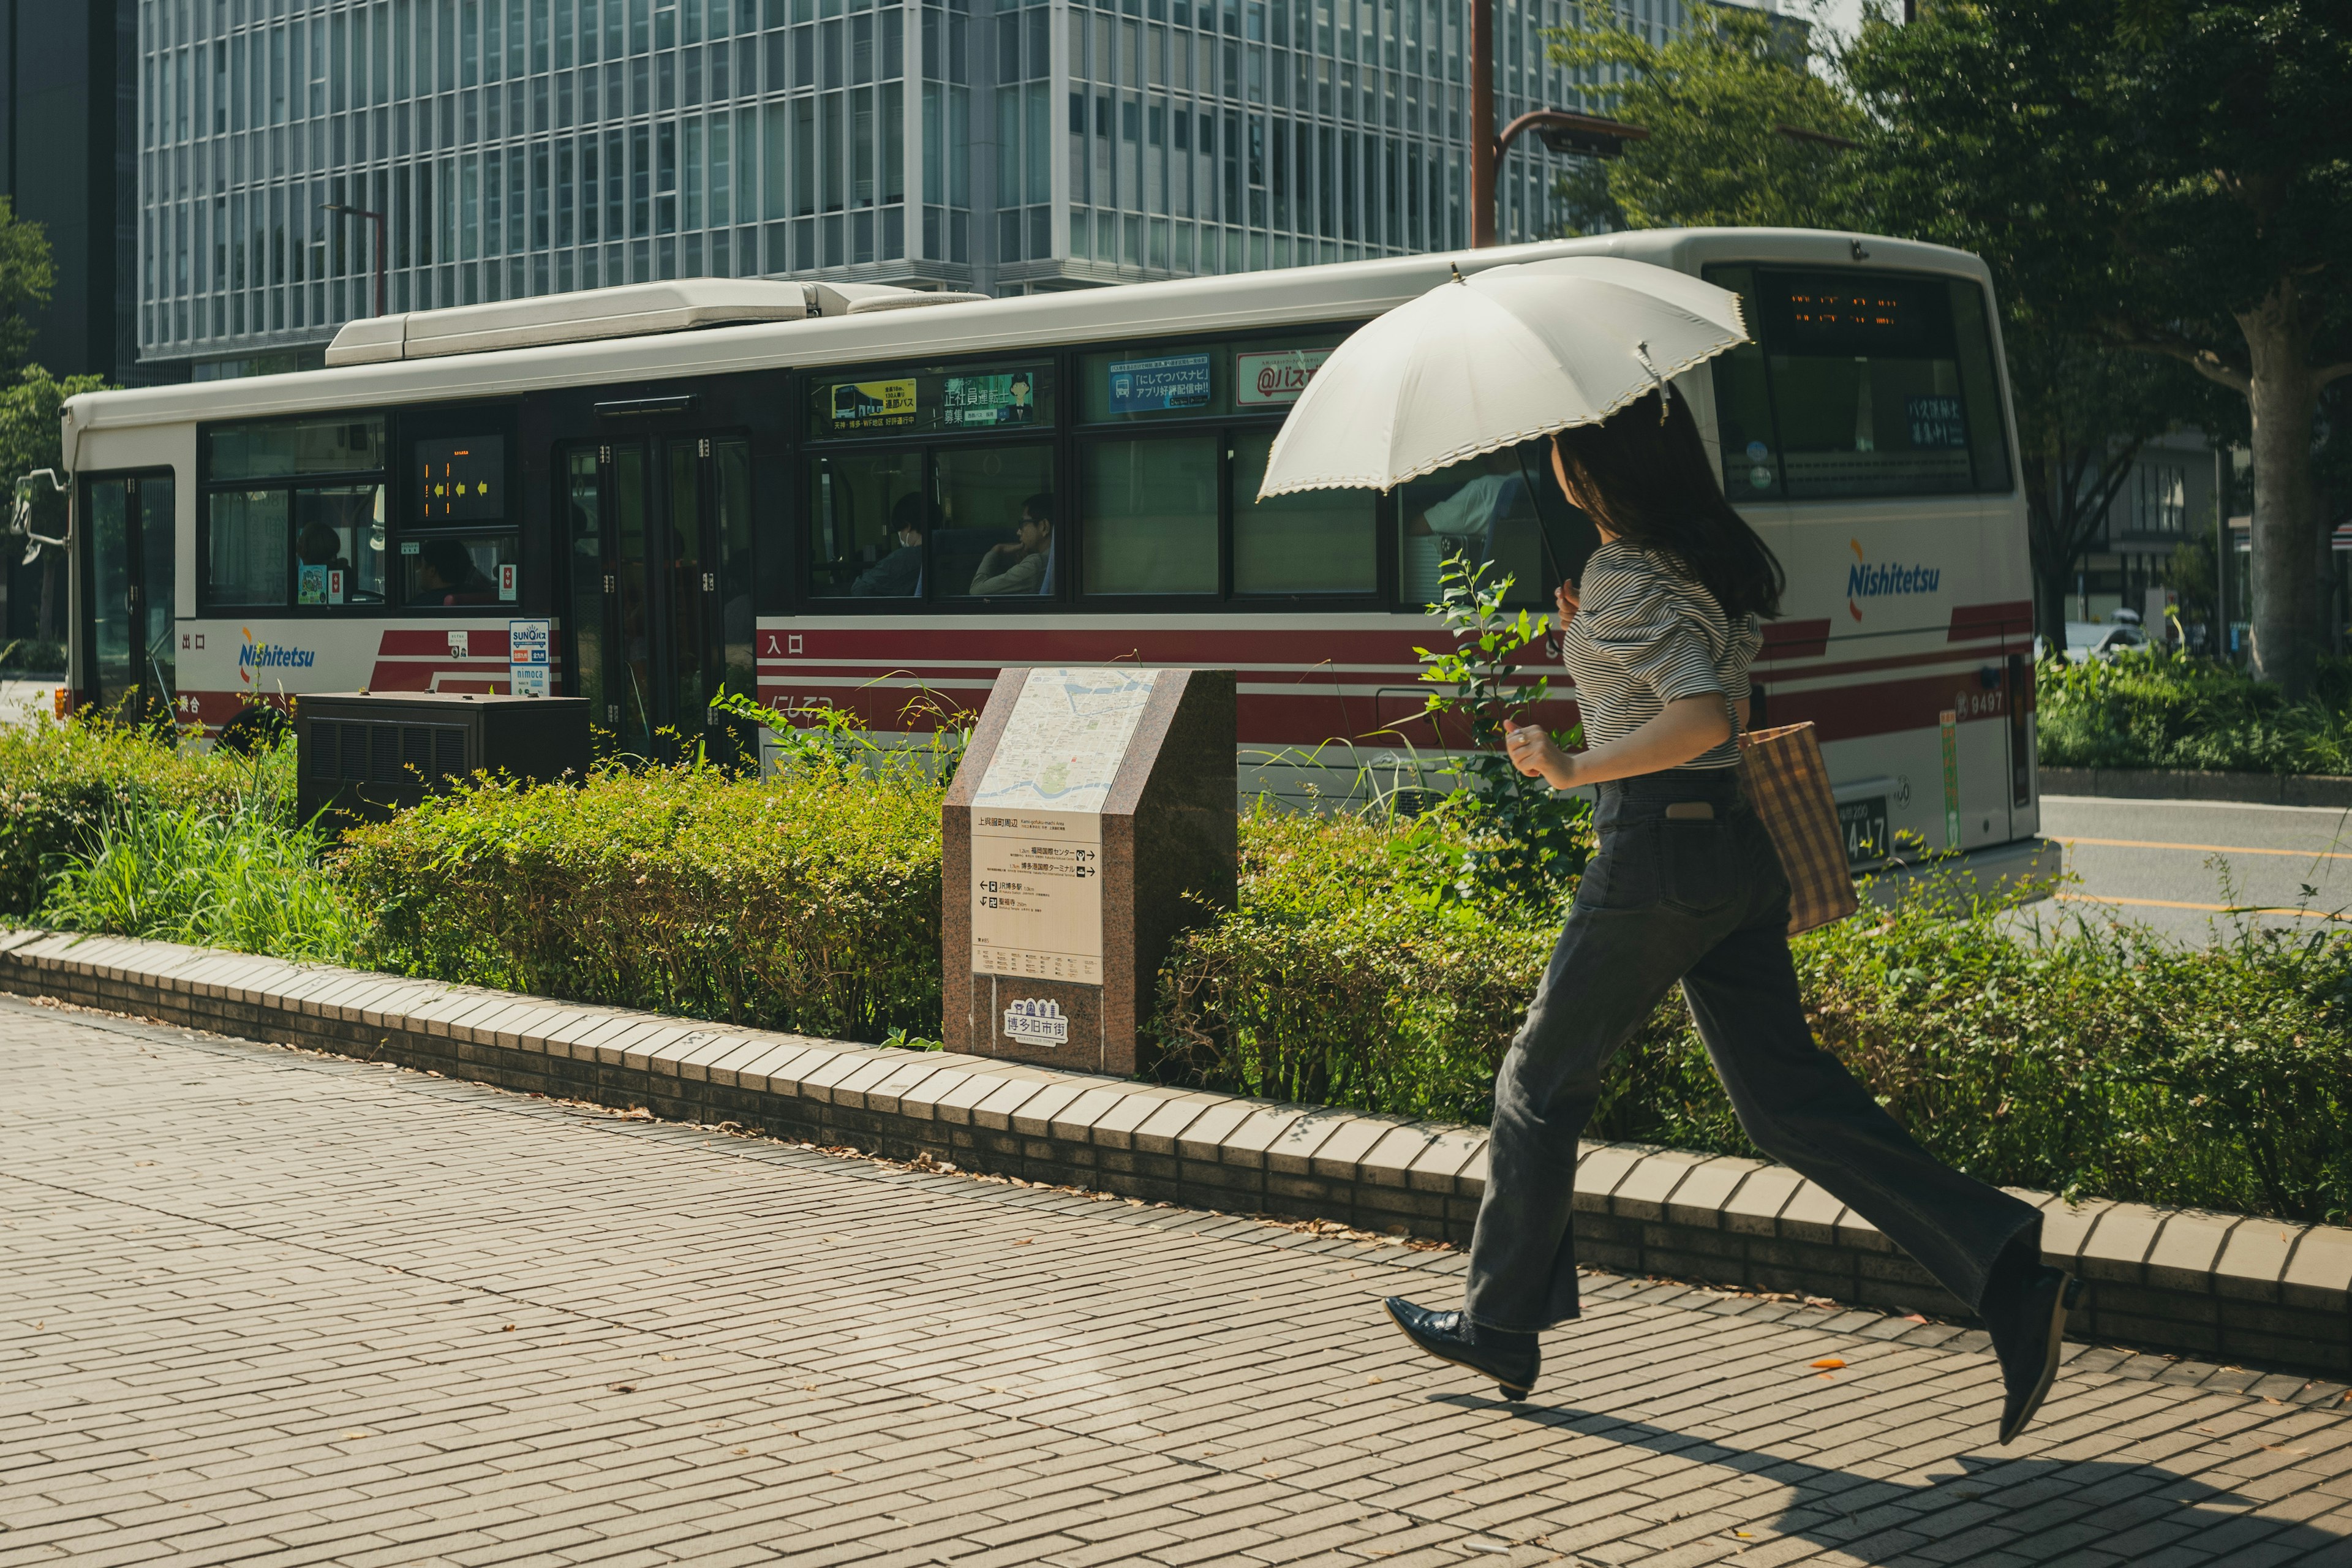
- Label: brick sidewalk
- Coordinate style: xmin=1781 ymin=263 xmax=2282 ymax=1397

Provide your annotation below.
xmin=2 ymin=997 xmax=2349 ymax=1568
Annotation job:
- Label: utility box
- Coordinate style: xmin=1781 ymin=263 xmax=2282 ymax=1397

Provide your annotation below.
xmin=295 ymin=692 xmax=592 ymax=826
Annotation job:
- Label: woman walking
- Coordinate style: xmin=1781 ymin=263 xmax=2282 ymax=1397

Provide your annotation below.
xmin=1384 ymin=390 xmax=2078 ymax=1447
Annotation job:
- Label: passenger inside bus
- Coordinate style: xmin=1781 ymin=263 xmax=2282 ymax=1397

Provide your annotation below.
xmin=407 ymin=538 xmax=497 ymax=607
xmin=968 ymin=494 xmax=1055 ymax=596
xmin=1401 ymin=450 xmax=1534 ymax=605
xmin=850 ymin=494 xmax=927 ymax=597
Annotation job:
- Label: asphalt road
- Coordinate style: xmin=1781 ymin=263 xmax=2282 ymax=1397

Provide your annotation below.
xmin=2037 ymin=794 xmax=2352 ymax=944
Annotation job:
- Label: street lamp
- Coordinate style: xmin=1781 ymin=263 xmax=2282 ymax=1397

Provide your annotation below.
xmin=1472 ymin=104 xmax=1651 ymax=249
xmin=1466 ymin=0 xmax=1651 ymax=250
xmin=321 ymin=202 xmax=389 ymax=318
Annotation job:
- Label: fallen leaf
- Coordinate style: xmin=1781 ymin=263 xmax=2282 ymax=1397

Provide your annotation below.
xmin=500 ymin=1324 xmax=516 ymax=1332
xmin=1902 ymin=1313 xmax=1928 ymax=1325
xmin=1368 ymin=1376 xmax=1383 ymax=1384
xmin=609 ymin=1383 xmax=636 ymax=1393
xmin=339 ymin=1430 xmax=372 ymax=1441
xmin=1810 ymin=1358 xmax=1847 ymax=1370
xmin=731 ymin=1447 xmax=748 ymax=1456
xmin=1014 ymin=1238 xmax=1033 ymax=1246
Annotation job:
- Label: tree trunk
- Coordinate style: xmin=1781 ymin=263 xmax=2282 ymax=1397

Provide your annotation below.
xmin=2239 ymin=283 xmax=2324 ymax=695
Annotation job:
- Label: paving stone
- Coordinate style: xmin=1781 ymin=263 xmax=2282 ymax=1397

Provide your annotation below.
xmin=4 ymin=995 xmax=2349 ymax=1568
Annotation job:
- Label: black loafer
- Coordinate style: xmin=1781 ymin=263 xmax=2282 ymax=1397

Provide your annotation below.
xmin=1383 ymin=1297 xmax=1539 ymax=1401
xmin=1985 ymin=1263 xmax=2082 ymax=1444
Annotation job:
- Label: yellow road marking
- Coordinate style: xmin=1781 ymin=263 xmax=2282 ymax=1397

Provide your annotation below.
xmin=2059 ymin=835 xmax=2352 ymax=862
xmin=2054 ymin=892 xmax=2350 ymax=921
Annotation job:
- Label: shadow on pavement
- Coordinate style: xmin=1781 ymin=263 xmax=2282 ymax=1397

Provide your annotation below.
xmin=1432 ymin=1393 xmax=2350 ymax=1565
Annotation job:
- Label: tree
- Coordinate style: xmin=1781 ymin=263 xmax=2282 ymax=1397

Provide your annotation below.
xmin=0 ymin=197 xmax=53 ymax=381
xmin=1548 ymin=2 xmax=1863 ymax=234
xmin=0 ymin=364 xmax=108 ymax=641
xmin=1845 ymin=2 xmax=2352 ymax=693
xmin=2009 ymin=326 xmax=2216 ymax=650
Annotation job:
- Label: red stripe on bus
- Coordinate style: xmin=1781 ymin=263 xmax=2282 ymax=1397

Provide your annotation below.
xmin=1756 ymin=619 xmax=1831 ymax=662
xmin=1948 ymin=599 xmax=2032 ymax=642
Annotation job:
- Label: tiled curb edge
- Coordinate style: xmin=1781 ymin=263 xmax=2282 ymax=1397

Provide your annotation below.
xmin=6 ymin=927 xmax=2348 ymax=1379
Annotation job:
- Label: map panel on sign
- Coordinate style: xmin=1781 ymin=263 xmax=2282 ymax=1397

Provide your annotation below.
xmin=972 ymin=667 xmax=1161 ymax=815
xmin=971 ymin=810 xmax=1102 ymax=982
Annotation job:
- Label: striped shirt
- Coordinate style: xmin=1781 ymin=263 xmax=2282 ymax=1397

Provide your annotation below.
xmin=1561 ymin=541 xmax=1760 ymax=771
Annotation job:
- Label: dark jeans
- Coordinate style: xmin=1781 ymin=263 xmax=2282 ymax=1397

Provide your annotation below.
xmin=1463 ymin=767 xmax=2040 ymax=1333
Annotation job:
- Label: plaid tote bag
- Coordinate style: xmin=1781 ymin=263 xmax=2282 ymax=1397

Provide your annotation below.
xmin=1738 ymin=721 xmax=1858 ymax=936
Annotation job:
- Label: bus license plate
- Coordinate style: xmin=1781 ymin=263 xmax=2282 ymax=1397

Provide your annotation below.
xmin=1839 ymin=796 xmax=1888 ymax=865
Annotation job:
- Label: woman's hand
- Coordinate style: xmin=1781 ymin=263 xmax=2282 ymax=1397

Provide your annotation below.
xmin=1553 ymin=579 xmax=1580 ymax=630
xmin=1502 ymin=718 xmax=1575 ymax=790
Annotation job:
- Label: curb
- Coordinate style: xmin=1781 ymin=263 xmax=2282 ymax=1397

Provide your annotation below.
xmin=5 ymin=927 xmax=2349 ymax=1379
xmin=2041 ymin=766 xmax=2352 ymax=809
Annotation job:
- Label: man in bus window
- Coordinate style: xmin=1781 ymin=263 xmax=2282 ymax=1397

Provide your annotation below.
xmin=1401 ymin=450 xmax=1528 ymax=602
xmin=851 ymin=494 xmax=927 ymax=597
xmin=970 ymin=494 xmax=1054 ymax=596
xmin=410 ymin=537 xmax=497 ymax=607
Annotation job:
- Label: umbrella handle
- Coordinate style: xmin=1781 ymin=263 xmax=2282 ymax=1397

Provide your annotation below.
xmin=1515 ymin=447 xmax=1568 ymax=588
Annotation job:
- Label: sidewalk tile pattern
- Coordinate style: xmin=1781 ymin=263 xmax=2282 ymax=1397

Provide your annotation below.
xmin=3 ymin=998 xmax=2351 ymax=1567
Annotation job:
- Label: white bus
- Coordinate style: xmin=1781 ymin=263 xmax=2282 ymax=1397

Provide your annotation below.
xmin=45 ymin=227 xmax=2048 ymax=881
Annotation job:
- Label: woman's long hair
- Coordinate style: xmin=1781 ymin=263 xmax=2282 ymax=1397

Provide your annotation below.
xmin=1552 ymin=388 xmax=1784 ymax=621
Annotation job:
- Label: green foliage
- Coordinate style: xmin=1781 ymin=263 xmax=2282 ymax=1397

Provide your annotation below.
xmin=1412 ymin=554 xmax=1593 ymax=899
xmin=334 ymin=755 xmax=948 ymax=1042
xmin=1 ymin=364 xmax=110 ymax=554
xmin=1545 ymin=1 xmax=1862 ymax=233
xmin=1153 ymin=797 xmax=1567 ymax=1121
xmin=1155 ymin=831 xmax=2352 ymax=1224
xmin=39 ymin=796 xmax=358 ymax=960
xmin=0 ymin=637 xmax=64 ymax=672
xmin=1845 ymin=1 xmax=2352 ymax=689
xmin=1607 ymin=883 xmax=2352 ymax=1226
xmin=0 ymin=196 xmax=54 ymax=379
xmin=0 ymin=714 xmax=295 ymax=916
xmin=2037 ymin=648 xmax=2352 ymax=774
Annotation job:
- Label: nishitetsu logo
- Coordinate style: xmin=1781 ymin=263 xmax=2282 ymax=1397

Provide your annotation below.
xmin=236 ymin=627 xmax=318 ymax=685
xmin=1003 ymin=997 xmax=1069 ymax=1046
xmin=1845 ymin=538 xmax=1941 ymax=622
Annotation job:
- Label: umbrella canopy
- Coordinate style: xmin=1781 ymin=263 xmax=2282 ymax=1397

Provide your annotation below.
xmin=1256 ymin=256 xmax=1749 ymax=499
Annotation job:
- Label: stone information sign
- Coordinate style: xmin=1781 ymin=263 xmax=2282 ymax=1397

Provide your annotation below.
xmin=944 ymin=666 xmax=1236 ymax=1074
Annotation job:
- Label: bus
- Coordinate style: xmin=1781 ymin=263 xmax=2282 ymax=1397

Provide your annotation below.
xmin=42 ymin=227 xmax=2051 ymax=884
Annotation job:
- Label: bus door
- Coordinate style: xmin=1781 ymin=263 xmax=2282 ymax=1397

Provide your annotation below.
xmin=79 ymin=472 xmax=176 ymax=722
xmin=564 ymin=434 xmax=752 ymax=762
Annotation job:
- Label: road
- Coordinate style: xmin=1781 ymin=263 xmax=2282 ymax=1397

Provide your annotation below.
xmin=2038 ymin=795 xmax=2352 ymax=944
xmin=3 ymin=995 xmax=2350 ymax=1567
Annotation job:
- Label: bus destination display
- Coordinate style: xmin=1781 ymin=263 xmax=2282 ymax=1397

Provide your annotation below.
xmin=417 ymin=437 xmax=503 ymax=522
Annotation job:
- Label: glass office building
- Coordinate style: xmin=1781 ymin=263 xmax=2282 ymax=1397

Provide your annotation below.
xmin=137 ymin=0 xmax=1716 ymax=377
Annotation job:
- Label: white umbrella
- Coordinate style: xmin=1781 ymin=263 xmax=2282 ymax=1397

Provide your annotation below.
xmin=1256 ymin=256 xmax=1750 ymax=499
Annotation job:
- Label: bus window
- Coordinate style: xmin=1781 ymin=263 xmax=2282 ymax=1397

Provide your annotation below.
xmin=399 ymin=532 xmax=518 ymax=608
xmin=208 ymin=490 xmax=292 ymax=606
xmin=807 ymin=451 xmax=921 ymax=597
xmin=1082 ymin=435 xmax=1218 ymax=595
xmin=292 ymin=486 xmax=386 ymax=605
xmin=938 ymin=445 xmax=1057 ymax=599
xmin=1398 ymin=443 xmax=1553 ymax=609
xmin=1706 ymin=265 xmax=2012 ymax=501
xmin=209 ymin=416 xmax=384 ymax=480
xmin=202 ymin=415 xmax=391 ymax=612
xmin=1229 ymin=429 xmax=1374 ymax=594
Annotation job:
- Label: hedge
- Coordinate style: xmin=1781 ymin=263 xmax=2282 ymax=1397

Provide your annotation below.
xmin=2038 ymin=647 xmax=2352 ymax=775
xmin=9 ymin=714 xmax=2350 ymax=1224
xmin=334 ymin=757 xmax=946 ymax=1044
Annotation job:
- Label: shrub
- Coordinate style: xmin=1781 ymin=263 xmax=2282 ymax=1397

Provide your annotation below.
xmin=1155 ymin=820 xmax=2352 ymax=1226
xmin=2038 ymin=648 xmax=2352 ymax=775
xmin=0 ymin=715 xmax=294 ymax=915
xmin=40 ymin=796 xmax=358 ymax=960
xmin=334 ymin=755 xmax=948 ymax=1042
xmin=1153 ymin=797 xmax=1580 ymax=1122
